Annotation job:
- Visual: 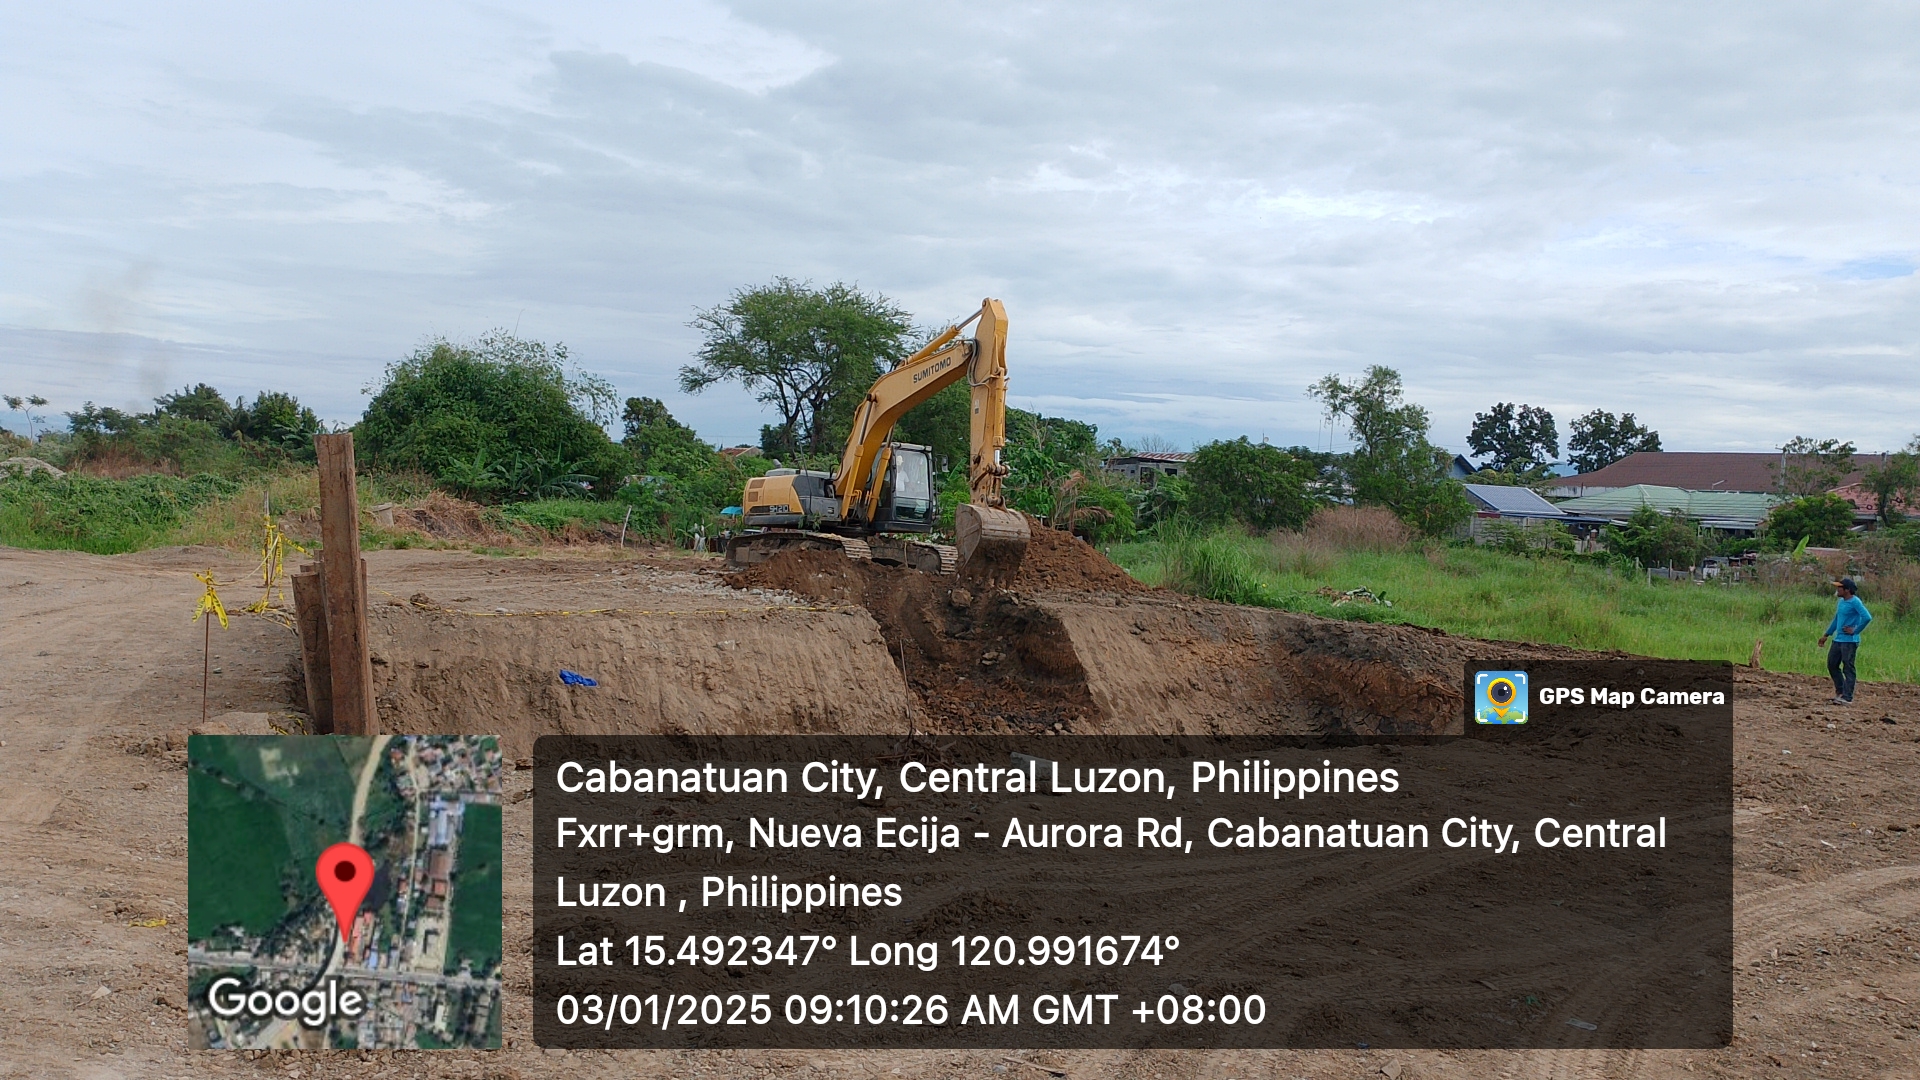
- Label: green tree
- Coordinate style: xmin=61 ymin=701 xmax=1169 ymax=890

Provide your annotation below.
xmin=4 ymin=395 xmax=48 ymax=441
xmin=155 ymin=384 xmax=234 ymax=426
xmin=1186 ymin=437 xmax=1324 ymax=531
xmin=1762 ymin=493 xmax=1856 ymax=547
xmin=1001 ymin=410 xmax=1120 ymax=532
xmin=1606 ymin=505 xmax=1704 ymax=568
xmin=1771 ymin=437 xmax=1856 ymax=497
xmin=1566 ymin=410 xmax=1661 ymax=474
xmin=226 ymin=391 xmax=321 ymax=456
xmin=621 ymin=397 xmax=705 ymax=470
xmin=1308 ymin=366 xmax=1470 ymax=536
xmin=680 ymin=279 xmax=913 ymax=461
xmin=357 ymin=331 xmax=627 ymax=499
xmin=1129 ymin=474 xmax=1192 ymax=532
xmin=1861 ymin=437 xmax=1920 ymax=525
xmin=1467 ymin=402 xmax=1558 ymax=476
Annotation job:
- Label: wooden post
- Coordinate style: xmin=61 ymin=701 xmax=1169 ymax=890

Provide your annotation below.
xmin=292 ymin=564 xmax=334 ymax=733
xmin=315 ymin=433 xmax=377 ymax=735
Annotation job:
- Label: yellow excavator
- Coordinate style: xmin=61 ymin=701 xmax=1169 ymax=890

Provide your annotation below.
xmin=725 ymin=298 xmax=1030 ymax=578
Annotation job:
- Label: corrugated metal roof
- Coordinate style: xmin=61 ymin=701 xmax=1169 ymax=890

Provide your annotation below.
xmin=1553 ymin=484 xmax=1781 ymax=525
xmin=1109 ymin=452 xmax=1195 ymax=463
xmin=1463 ymin=484 xmax=1564 ymax=516
xmin=1552 ymin=451 xmax=1887 ymax=495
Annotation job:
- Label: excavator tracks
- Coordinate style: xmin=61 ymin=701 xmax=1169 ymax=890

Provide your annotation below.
xmin=725 ymin=529 xmax=876 ymax=568
xmin=725 ymin=530 xmax=958 ymax=573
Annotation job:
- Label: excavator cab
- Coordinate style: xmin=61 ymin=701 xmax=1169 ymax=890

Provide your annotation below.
xmin=871 ymin=443 xmax=936 ymax=532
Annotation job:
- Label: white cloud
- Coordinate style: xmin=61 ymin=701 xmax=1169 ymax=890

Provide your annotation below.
xmin=2 ymin=0 xmax=1919 ymax=454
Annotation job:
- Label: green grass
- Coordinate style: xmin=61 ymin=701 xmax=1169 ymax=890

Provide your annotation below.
xmin=0 ymin=472 xmax=241 ymax=553
xmin=0 ymin=464 xmax=654 ymax=555
xmin=444 ymin=802 xmax=502 ymax=977
xmin=498 ymin=497 xmax=630 ymax=533
xmin=1106 ymin=533 xmax=1920 ymax=684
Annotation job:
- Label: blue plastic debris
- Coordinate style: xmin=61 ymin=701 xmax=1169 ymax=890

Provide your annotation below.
xmin=559 ymin=669 xmax=598 ymax=687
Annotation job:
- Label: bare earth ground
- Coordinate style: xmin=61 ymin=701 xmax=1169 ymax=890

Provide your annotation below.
xmin=3 ymin=543 xmax=1919 ymax=1080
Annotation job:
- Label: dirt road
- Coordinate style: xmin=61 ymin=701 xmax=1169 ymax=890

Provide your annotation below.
xmin=2 ymin=543 xmax=1917 ymax=1079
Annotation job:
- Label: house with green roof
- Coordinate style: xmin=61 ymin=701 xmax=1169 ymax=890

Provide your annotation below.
xmin=1552 ymin=484 xmax=1782 ymax=533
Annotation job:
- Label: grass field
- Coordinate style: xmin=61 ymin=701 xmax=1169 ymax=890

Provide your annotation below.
xmin=444 ymin=802 xmax=503 ymax=977
xmin=0 ymin=473 xmax=241 ymax=554
xmin=219 ymin=735 xmax=360 ymax=833
xmin=1107 ymin=532 xmax=1920 ymax=684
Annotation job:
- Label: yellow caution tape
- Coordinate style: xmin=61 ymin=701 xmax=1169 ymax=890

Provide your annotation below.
xmin=243 ymin=512 xmax=307 ymax=615
xmin=127 ymin=917 xmax=168 ymax=928
xmin=190 ymin=570 xmax=229 ymax=629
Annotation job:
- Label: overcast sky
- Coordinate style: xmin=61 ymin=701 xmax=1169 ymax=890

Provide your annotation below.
xmin=4 ymin=2 xmax=1919 ymax=456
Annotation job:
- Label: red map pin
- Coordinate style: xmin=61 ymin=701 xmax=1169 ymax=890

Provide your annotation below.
xmin=316 ymin=842 xmax=374 ymax=942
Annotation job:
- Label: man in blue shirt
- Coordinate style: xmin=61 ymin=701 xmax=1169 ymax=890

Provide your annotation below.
xmin=1818 ymin=577 xmax=1873 ymax=705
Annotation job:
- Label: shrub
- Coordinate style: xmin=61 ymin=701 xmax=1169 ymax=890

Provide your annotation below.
xmin=1187 ymin=437 xmax=1324 ymax=531
xmin=1060 ymin=479 xmax=1135 ymax=544
xmin=1269 ymin=531 xmax=1336 ymax=577
xmin=1303 ymin=505 xmax=1411 ymax=552
xmin=1607 ymin=505 xmax=1705 ymax=568
xmin=1762 ymin=494 xmax=1856 ymax=549
xmin=1128 ymin=474 xmax=1192 ymax=532
xmin=1166 ymin=531 xmax=1271 ymax=606
xmin=499 ymin=499 xmax=630 ymax=535
xmin=1878 ymin=563 xmax=1920 ymax=619
xmin=358 ymin=331 xmax=627 ymax=498
xmin=1481 ymin=518 xmax=1574 ymax=558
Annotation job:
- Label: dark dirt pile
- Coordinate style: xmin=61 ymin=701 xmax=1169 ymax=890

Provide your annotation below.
xmin=730 ymin=547 xmax=1105 ymax=734
xmin=1010 ymin=522 xmax=1150 ymax=593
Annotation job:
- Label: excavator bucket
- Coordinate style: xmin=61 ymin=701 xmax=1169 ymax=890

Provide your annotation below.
xmin=955 ymin=504 xmax=1029 ymax=582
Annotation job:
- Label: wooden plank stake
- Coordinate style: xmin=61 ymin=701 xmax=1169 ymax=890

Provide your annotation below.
xmin=315 ymin=432 xmax=376 ymax=735
xmin=292 ymin=564 xmax=334 ymax=733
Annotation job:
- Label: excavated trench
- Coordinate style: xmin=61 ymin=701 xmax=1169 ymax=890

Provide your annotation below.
xmin=361 ymin=527 xmax=1493 ymax=755
xmin=729 ymin=526 xmax=1477 ymax=740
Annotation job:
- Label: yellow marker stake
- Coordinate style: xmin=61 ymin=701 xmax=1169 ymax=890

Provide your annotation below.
xmin=192 ymin=570 xmax=228 ymax=723
xmin=191 ymin=571 xmax=229 ymax=629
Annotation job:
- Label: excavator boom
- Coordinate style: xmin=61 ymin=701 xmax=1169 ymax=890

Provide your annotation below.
xmin=832 ymin=298 xmax=1027 ymax=578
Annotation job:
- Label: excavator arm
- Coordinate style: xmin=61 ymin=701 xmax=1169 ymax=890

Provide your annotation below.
xmin=834 ymin=298 xmax=1028 ymax=576
xmin=835 ymin=298 xmax=1006 ymax=517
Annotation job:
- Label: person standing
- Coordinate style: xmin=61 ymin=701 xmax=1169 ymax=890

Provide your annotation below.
xmin=1818 ymin=577 xmax=1873 ymax=705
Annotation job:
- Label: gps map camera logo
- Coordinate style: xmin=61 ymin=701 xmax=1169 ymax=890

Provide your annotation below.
xmin=1474 ymin=670 xmax=1528 ymax=724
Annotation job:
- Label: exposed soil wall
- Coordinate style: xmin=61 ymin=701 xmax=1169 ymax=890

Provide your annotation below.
xmin=731 ymin=536 xmax=1474 ymax=739
xmin=369 ymin=604 xmax=913 ymax=759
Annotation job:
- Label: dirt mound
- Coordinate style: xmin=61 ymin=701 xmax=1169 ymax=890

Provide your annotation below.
xmin=361 ymin=550 xmax=915 ymax=757
xmin=285 ymin=492 xmax=536 ymax=547
xmin=1010 ymin=522 xmax=1150 ymax=593
xmin=387 ymin=492 xmax=511 ymax=541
